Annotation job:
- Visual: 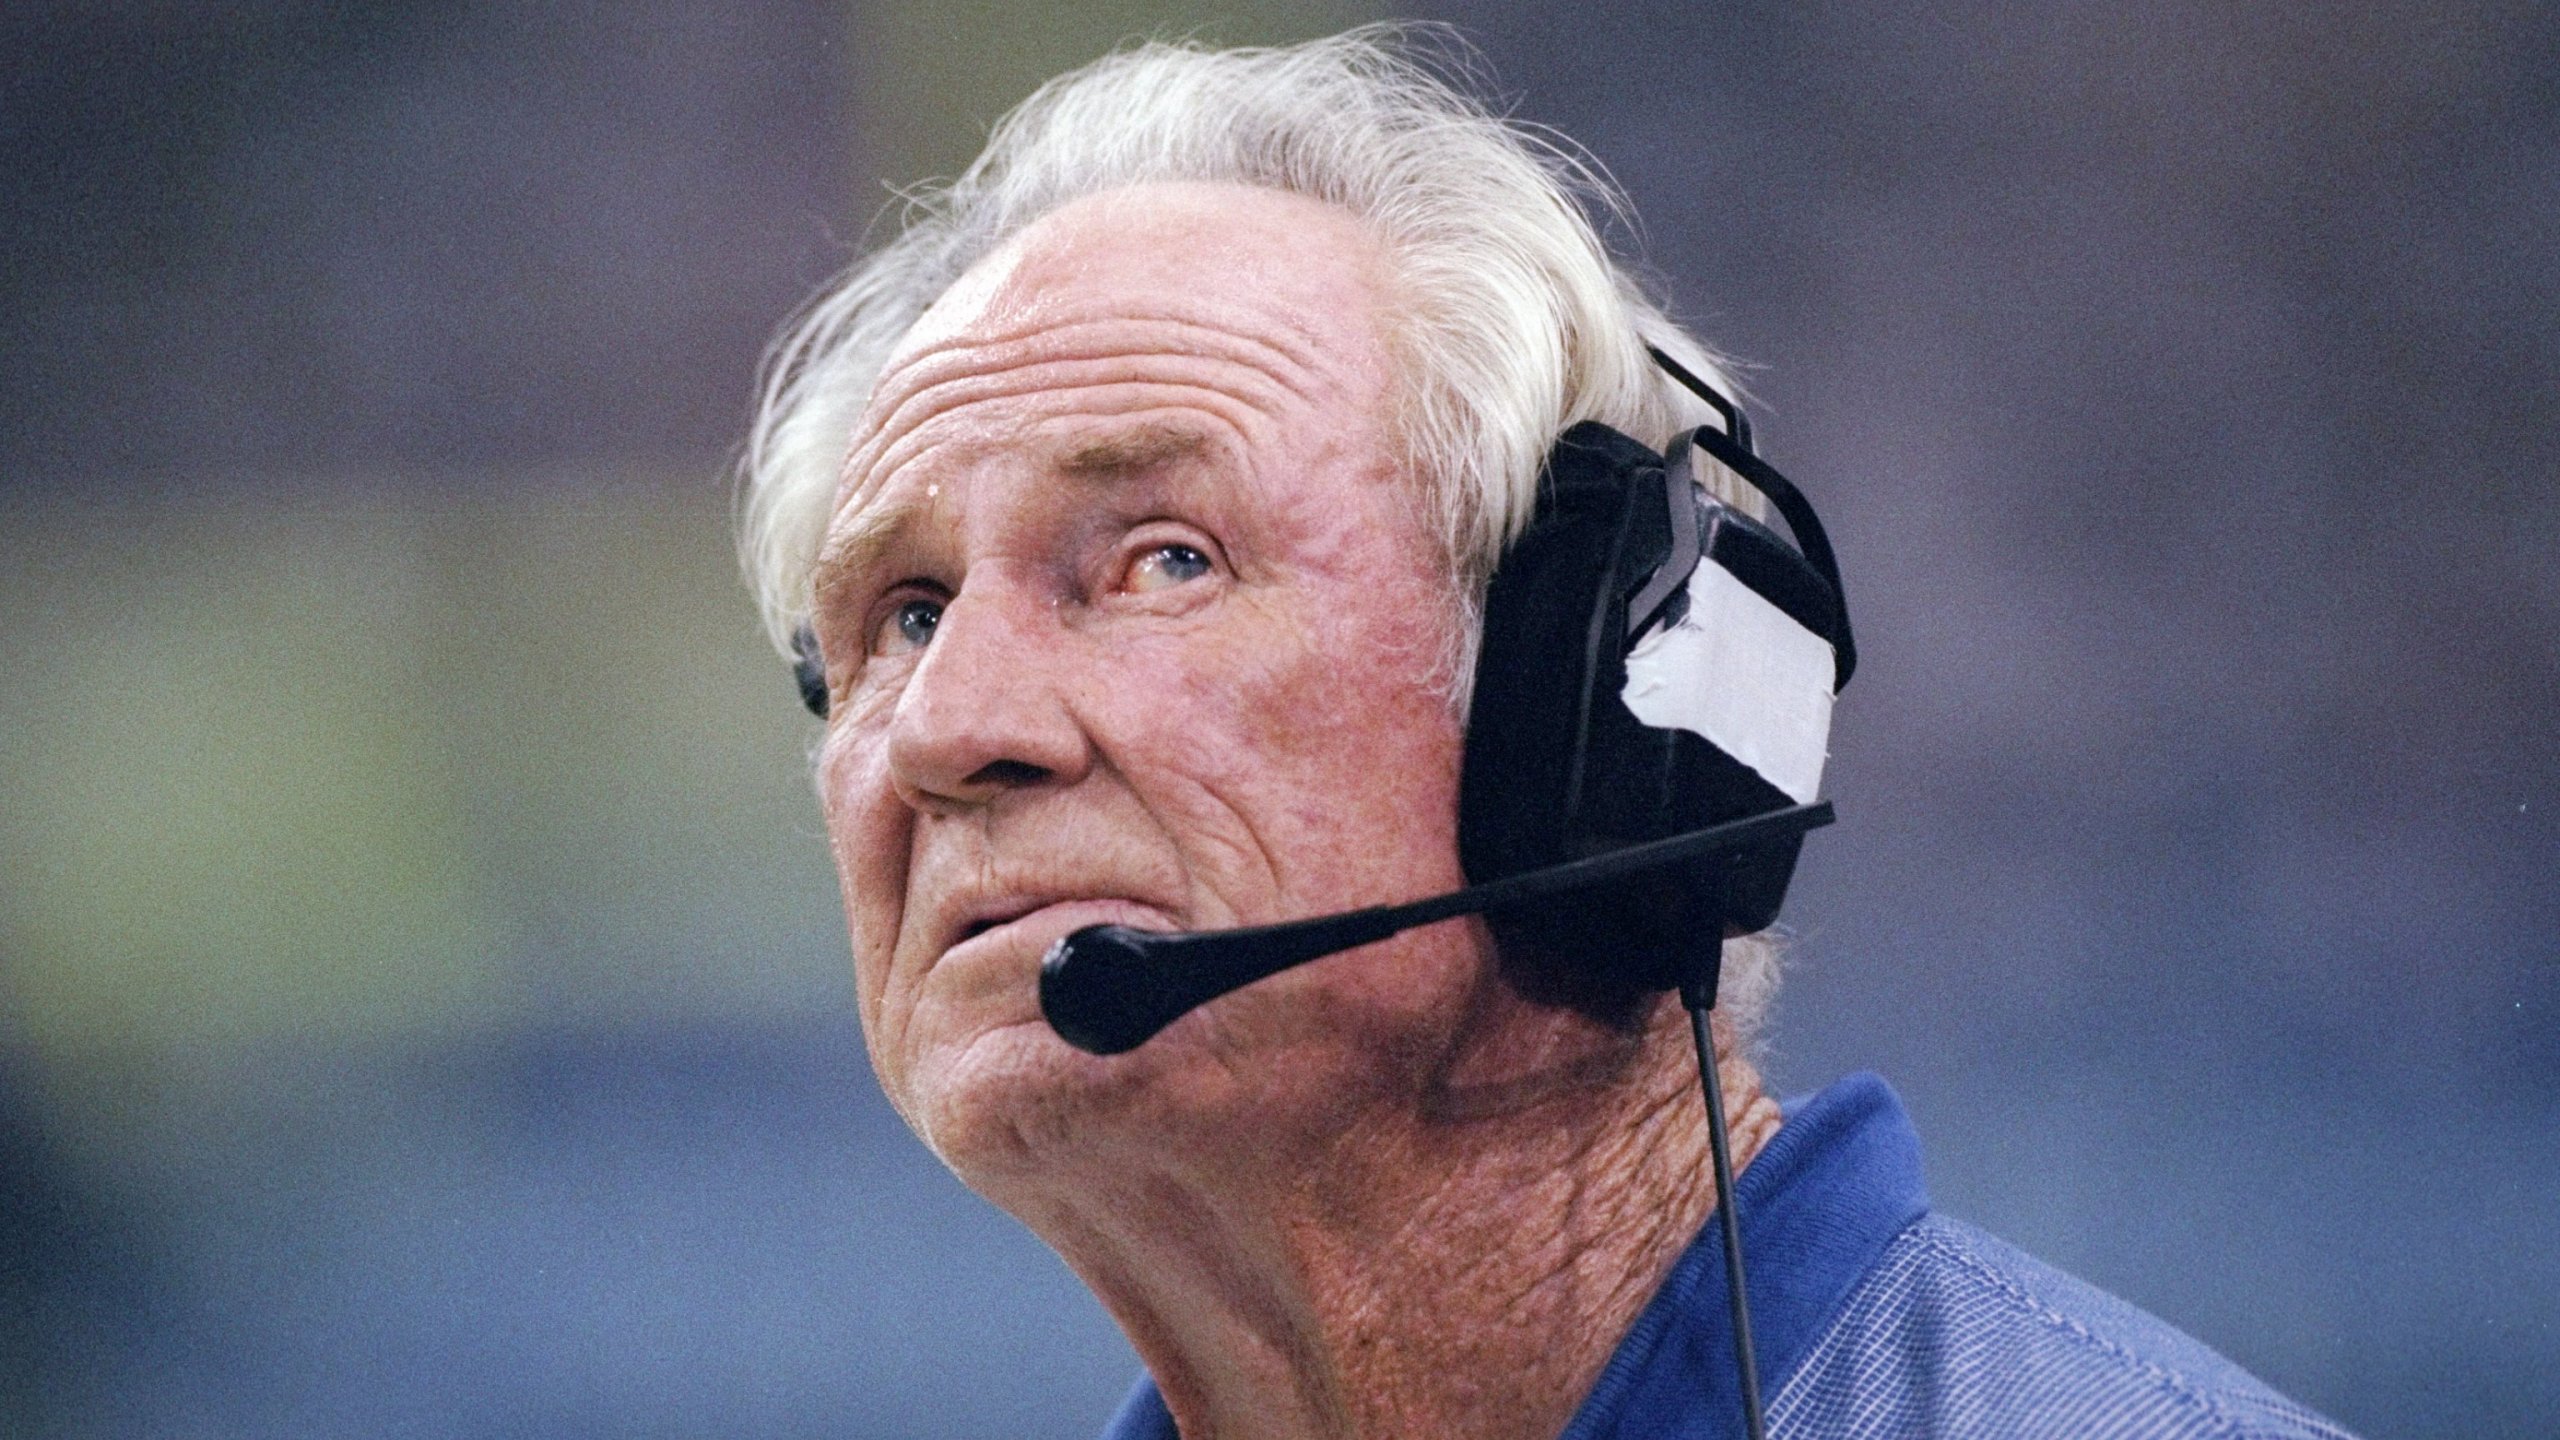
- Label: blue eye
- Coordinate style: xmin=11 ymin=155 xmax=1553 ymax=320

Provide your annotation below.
xmin=1128 ymin=542 xmax=1212 ymax=593
xmin=875 ymin=596 xmax=941 ymax=653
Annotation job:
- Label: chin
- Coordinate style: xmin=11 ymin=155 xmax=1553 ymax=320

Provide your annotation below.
xmin=905 ymin=953 xmax=1457 ymax=1201
xmin=900 ymin=1010 xmax=1213 ymax=1186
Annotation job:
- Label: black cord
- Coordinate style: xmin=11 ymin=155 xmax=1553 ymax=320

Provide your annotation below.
xmin=1685 ymin=992 xmax=1769 ymax=1440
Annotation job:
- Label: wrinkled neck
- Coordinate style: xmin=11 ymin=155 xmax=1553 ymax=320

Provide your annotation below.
xmin=1011 ymin=990 xmax=1781 ymax=1440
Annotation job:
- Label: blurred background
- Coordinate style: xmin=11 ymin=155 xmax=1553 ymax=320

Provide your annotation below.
xmin=2 ymin=2 xmax=2552 ymax=1435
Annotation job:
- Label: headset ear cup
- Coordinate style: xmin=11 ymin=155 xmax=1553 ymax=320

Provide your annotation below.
xmin=1459 ymin=423 xmax=1662 ymax=886
xmin=1460 ymin=424 xmax=1696 ymax=1003
xmin=1462 ymin=420 xmax=1841 ymax=1001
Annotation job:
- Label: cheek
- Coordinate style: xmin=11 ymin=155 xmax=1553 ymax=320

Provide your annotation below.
xmin=1277 ymin=669 xmax=1468 ymax=884
xmin=815 ymin=723 xmax=911 ymax=1019
xmin=1157 ymin=582 xmax=1470 ymax=903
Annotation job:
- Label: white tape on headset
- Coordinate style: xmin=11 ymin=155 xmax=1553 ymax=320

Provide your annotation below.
xmin=1620 ymin=554 xmax=1835 ymax=807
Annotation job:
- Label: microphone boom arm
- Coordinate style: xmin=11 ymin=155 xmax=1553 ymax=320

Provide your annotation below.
xmin=1039 ymin=800 xmax=1835 ymax=1055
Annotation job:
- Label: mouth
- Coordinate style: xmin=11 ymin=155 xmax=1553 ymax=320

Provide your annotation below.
xmin=938 ymin=895 xmax=1174 ymax=968
xmin=951 ymin=895 xmax=1054 ymax=949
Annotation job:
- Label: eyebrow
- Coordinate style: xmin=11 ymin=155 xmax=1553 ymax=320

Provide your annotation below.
xmin=1058 ymin=420 xmax=1211 ymax=476
xmin=809 ymin=420 xmax=1221 ymax=607
xmin=810 ymin=496 xmax=917 ymax=614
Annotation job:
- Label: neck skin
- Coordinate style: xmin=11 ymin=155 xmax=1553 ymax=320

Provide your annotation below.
xmin=998 ymin=982 xmax=1784 ymax=1440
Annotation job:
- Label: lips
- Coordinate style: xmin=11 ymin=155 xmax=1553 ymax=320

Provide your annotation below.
xmin=956 ymin=902 xmax=1039 ymax=944
xmin=933 ymin=893 xmax=1176 ymax=970
xmin=944 ymin=894 xmax=1069 ymax=953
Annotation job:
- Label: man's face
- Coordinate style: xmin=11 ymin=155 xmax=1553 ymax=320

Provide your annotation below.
xmin=808 ymin=183 xmax=1491 ymax=1182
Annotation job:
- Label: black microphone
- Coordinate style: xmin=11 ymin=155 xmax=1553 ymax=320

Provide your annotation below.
xmin=1038 ymin=801 xmax=1834 ymax=1055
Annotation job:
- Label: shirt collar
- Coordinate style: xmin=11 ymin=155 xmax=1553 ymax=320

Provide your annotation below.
xmin=1557 ymin=1071 xmax=1929 ymax=1440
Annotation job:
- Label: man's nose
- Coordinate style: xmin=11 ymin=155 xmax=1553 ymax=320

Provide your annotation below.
xmin=883 ymin=579 xmax=1092 ymax=811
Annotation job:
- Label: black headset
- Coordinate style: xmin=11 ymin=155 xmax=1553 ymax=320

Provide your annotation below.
xmin=1457 ymin=347 xmax=1854 ymax=1002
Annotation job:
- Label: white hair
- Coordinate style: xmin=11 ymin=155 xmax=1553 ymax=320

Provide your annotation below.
xmin=735 ymin=23 xmax=1786 ymax=1037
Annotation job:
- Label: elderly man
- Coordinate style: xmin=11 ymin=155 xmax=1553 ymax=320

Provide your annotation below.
xmin=736 ymin=28 xmax=2354 ymax=1440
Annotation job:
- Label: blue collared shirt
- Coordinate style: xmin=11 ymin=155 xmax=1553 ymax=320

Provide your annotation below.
xmin=1098 ymin=1074 xmax=2357 ymax=1439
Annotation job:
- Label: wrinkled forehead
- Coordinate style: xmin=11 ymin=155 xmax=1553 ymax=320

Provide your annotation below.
xmin=838 ymin=182 xmax=1405 ymax=501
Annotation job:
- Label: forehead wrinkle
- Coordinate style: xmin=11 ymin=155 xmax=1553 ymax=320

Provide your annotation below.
xmin=880 ymin=306 xmax=1335 ymax=414
xmin=869 ymin=351 xmax=1299 ymax=473
xmin=851 ymin=313 xmax=1340 ymax=476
